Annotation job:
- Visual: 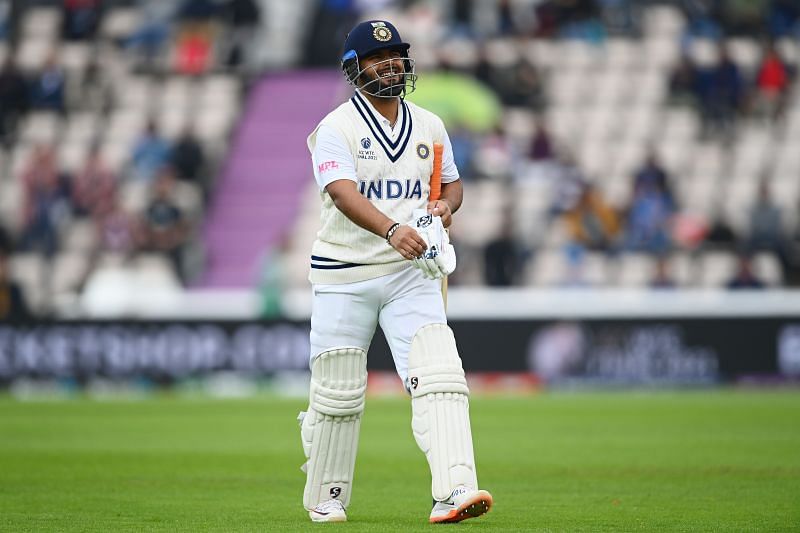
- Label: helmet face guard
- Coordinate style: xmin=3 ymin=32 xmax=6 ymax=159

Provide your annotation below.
xmin=342 ymin=50 xmax=417 ymax=98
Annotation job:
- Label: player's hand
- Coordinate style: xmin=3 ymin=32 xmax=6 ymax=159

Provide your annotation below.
xmin=427 ymin=199 xmax=452 ymax=228
xmin=389 ymin=225 xmax=427 ymax=260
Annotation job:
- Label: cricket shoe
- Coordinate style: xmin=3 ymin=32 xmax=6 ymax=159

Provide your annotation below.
xmin=429 ymin=485 xmax=493 ymax=524
xmin=309 ymin=499 xmax=347 ymax=522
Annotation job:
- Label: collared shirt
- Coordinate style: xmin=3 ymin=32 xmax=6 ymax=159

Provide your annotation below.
xmin=311 ymin=90 xmax=459 ymax=191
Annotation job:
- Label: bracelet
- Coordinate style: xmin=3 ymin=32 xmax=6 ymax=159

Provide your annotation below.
xmin=385 ymin=222 xmax=400 ymax=244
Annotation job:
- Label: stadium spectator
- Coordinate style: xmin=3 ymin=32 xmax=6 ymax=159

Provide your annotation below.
xmin=118 ymin=0 xmax=173 ymax=70
xmin=483 ymin=217 xmax=522 ymax=286
xmin=28 ymin=51 xmax=66 ymax=113
xmin=174 ymin=23 xmax=216 ymax=75
xmin=0 ymin=1 xmax=8 ymax=41
xmin=448 ymin=123 xmax=477 ymax=181
xmin=753 ymin=42 xmax=791 ymax=122
xmin=71 ymin=144 xmax=117 ymax=219
xmin=720 ymin=0 xmax=768 ymax=36
xmin=553 ymin=0 xmax=605 ymax=41
xmin=624 ymin=179 xmax=675 ymax=254
xmin=474 ymin=49 xmax=543 ymax=109
xmin=176 ymin=0 xmax=221 ymax=23
xmin=0 ymin=0 xmax=24 ymax=45
xmin=599 ymin=0 xmax=639 ymax=35
xmin=745 ymin=180 xmax=790 ymax=275
xmin=130 ymin=121 xmax=172 ymax=183
xmin=529 ymin=122 xmax=556 ymax=162
xmin=632 ymin=152 xmax=675 ymax=207
xmin=560 ymin=245 xmax=591 ymax=288
xmin=563 ymin=182 xmax=621 ymax=254
xmin=222 ymin=0 xmax=262 ymax=69
xmin=19 ymin=145 xmax=72 ymax=258
xmin=61 ymin=0 xmax=102 ymax=41
xmin=258 ymin=235 xmax=289 ymax=319
xmin=649 ymin=255 xmax=677 ymax=289
xmin=547 ymin=152 xmax=586 ymax=217
xmin=697 ymin=44 xmax=744 ymax=140
xmin=0 ymin=247 xmax=31 ymax=320
xmin=170 ymin=126 xmax=207 ymax=190
xmin=768 ymin=0 xmax=800 ymax=38
xmin=0 ymin=56 xmax=28 ymax=144
xmin=705 ymin=216 xmax=738 ymax=251
xmin=138 ymin=171 xmax=190 ymax=282
xmin=668 ymin=55 xmax=698 ymax=107
xmin=534 ymin=0 xmax=602 ymax=39
xmin=681 ymin=0 xmax=724 ymax=40
xmin=474 ymin=124 xmax=514 ymax=180
xmin=726 ymin=253 xmax=766 ymax=289
xmin=0 ymin=225 xmax=11 ymax=254
xmin=303 ymin=0 xmax=359 ymax=66
xmin=95 ymin=196 xmax=139 ymax=257
xmin=522 ymin=120 xmax=560 ymax=183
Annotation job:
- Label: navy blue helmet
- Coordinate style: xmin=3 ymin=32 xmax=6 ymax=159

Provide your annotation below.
xmin=341 ymin=20 xmax=417 ymax=98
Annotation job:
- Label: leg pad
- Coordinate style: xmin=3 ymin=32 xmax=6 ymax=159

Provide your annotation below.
xmin=408 ymin=324 xmax=477 ymax=501
xmin=300 ymin=347 xmax=366 ymax=509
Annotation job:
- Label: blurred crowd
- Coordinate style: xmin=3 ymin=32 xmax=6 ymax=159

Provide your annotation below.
xmin=2 ymin=0 xmax=800 ymax=320
xmin=0 ymin=0 xmax=255 ymax=317
xmin=298 ymin=0 xmax=800 ymax=291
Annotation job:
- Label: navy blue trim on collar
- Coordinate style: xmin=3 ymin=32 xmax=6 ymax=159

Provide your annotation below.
xmin=353 ymin=91 xmax=407 ymax=150
xmin=351 ymin=96 xmax=413 ymax=163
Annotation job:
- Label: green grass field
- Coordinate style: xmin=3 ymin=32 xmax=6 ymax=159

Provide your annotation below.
xmin=1 ymin=391 xmax=799 ymax=532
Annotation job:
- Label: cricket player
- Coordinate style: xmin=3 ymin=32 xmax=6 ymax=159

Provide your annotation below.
xmin=298 ymin=20 xmax=493 ymax=524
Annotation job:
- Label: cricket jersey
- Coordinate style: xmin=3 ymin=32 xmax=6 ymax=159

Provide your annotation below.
xmin=307 ymin=90 xmax=459 ymax=284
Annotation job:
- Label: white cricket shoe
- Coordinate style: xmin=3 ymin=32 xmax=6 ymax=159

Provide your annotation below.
xmin=309 ymin=499 xmax=347 ymax=522
xmin=429 ymin=485 xmax=493 ymax=524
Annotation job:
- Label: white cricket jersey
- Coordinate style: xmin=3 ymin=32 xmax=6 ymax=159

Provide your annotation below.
xmin=307 ymin=90 xmax=459 ymax=284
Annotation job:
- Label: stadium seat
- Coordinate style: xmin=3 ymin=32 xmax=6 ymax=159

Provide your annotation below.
xmin=19 ymin=112 xmax=61 ymax=144
xmin=21 ymin=7 xmax=61 ymax=39
xmin=15 ymin=37 xmax=53 ymax=72
xmin=63 ymin=220 xmax=98 ymax=253
xmin=100 ymin=8 xmax=141 ymax=40
xmin=643 ymin=5 xmax=686 ymax=39
xmin=698 ymin=251 xmax=737 ymax=288
xmin=617 ymin=253 xmax=657 ymax=287
xmin=727 ymin=38 xmax=762 ymax=72
xmin=753 ymin=252 xmax=783 ymax=287
xmin=52 ymin=252 xmax=90 ymax=295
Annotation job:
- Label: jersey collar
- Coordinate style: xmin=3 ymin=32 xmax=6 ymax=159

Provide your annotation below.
xmin=351 ymin=90 xmax=413 ymax=163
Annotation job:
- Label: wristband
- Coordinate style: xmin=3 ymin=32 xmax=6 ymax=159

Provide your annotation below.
xmin=385 ymin=222 xmax=400 ymax=244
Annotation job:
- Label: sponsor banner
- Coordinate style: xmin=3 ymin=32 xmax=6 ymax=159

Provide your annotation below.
xmin=0 ymin=322 xmax=311 ymax=383
xmin=0 ymin=318 xmax=798 ymax=384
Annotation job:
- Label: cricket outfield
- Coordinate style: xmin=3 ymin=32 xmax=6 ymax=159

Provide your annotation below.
xmin=1 ymin=390 xmax=798 ymax=531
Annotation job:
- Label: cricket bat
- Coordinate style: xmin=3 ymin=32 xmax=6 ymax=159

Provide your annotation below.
xmin=429 ymin=142 xmax=448 ymax=309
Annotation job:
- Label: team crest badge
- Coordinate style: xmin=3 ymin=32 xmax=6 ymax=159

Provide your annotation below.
xmin=361 ymin=137 xmax=372 ymax=149
xmin=373 ymin=25 xmax=392 ymax=42
xmin=416 ymin=143 xmax=430 ymax=160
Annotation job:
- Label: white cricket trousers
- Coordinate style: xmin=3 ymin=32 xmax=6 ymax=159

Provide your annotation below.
xmin=310 ymin=265 xmax=447 ymax=383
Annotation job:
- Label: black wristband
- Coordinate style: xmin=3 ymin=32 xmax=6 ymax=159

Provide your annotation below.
xmin=385 ymin=222 xmax=400 ymax=244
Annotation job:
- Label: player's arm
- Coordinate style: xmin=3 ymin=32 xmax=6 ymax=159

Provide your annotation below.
xmin=426 ymin=129 xmax=462 ymax=228
xmin=326 ymin=179 xmax=426 ymax=259
xmin=430 ymin=180 xmax=462 ymax=228
xmin=312 ymin=125 xmax=426 ymax=259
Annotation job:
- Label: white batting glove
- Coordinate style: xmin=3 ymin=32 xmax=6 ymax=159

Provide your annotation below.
xmin=406 ymin=210 xmax=457 ymax=279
